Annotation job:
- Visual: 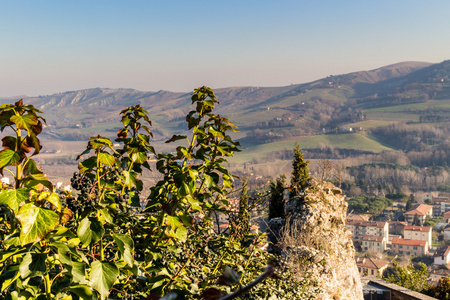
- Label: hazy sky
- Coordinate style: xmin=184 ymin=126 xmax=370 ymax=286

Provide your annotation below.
xmin=1 ymin=0 xmax=450 ymax=97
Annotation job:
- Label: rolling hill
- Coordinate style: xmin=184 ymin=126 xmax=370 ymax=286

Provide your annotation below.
xmin=1 ymin=60 xmax=449 ymax=167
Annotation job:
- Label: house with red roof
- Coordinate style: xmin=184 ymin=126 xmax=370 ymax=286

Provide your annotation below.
xmin=355 ymin=257 xmax=389 ymax=277
xmin=403 ymin=225 xmax=432 ymax=250
xmin=403 ymin=204 xmax=433 ymax=225
xmin=391 ymin=238 xmax=428 ymax=256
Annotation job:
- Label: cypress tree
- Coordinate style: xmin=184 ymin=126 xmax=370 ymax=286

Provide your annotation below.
xmin=268 ymin=174 xmax=286 ymax=220
xmin=290 ymin=143 xmax=310 ymax=197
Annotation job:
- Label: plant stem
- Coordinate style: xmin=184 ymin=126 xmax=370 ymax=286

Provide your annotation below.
xmin=44 ymin=272 xmax=51 ymax=300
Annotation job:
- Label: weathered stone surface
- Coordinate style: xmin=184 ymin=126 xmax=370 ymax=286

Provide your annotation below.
xmin=282 ymin=179 xmax=363 ymax=300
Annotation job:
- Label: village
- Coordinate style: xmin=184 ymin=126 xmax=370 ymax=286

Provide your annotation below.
xmin=348 ymin=191 xmax=450 ymax=284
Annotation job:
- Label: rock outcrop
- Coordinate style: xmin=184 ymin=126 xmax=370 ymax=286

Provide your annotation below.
xmin=271 ymin=179 xmax=363 ymax=300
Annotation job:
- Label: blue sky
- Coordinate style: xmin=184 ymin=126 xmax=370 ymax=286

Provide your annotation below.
xmin=1 ymin=0 xmax=450 ymax=97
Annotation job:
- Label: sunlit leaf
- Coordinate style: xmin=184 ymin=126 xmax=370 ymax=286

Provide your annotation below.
xmin=16 ymin=203 xmax=59 ymax=245
xmin=0 ymin=149 xmax=22 ymax=168
xmin=0 ymin=188 xmax=29 ymax=214
xmin=112 ymin=233 xmax=134 ymax=267
xmin=98 ymin=151 xmax=115 ymax=166
xmin=90 ymin=260 xmax=119 ymax=300
xmin=77 ymin=217 xmax=104 ymax=247
xmin=70 ymin=284 xmax=93 ymax=299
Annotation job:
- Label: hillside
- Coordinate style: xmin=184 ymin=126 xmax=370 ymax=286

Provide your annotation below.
xmin=1 ymin=60 xmax=449 ymax=170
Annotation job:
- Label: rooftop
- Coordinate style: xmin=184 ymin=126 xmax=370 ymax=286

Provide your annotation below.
xmin=404 ymin=204 xmax=433 ymax=216
xmin=404 ymin=225 xmax=431 ymax=232
xmin=434 ymin=246 xmax=450 ymax=258
xmin=391 ymin=237 xmax=427 ymax=247
xmin=355 ymin=257 xmax=389 ymax=269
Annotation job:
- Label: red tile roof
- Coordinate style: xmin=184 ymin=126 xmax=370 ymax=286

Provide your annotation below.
xmin=355 ymin=257 xmax=389 ymax=269
xmin=444 ymin=211 xmax=450 ymax=219
xmin=391 ymin=237 xmax=427 ymax=247
xmin=404 ymin=204 xmax=433 ymax=216
xmin=404 ymin=225 xmax=431 ymax=233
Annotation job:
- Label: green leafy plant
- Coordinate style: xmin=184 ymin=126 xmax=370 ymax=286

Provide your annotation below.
xmin=0 ymin=88 xmax=319 ymax=300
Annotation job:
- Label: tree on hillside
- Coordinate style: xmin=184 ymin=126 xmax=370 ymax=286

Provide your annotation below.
xmin=290 ymin=143 xmax=310 ymax=198
xmin=269 ymin=174 xmax=286 ymax=220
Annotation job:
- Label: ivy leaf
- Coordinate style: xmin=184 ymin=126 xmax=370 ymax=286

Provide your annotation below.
xmin=0 ymin=188 xmax=29 ymax=214
xmin=166 ymin=226 xmax=187 ymax=242
xmin=165 ymin=135 xmax=187 ymax=143
xmin=112 ymin=233 xmax=134 ymax=267
xmin=90 ymin=260 xmax=119 ymax=300
xmin=21 ymin=178 xmax=54 ymax=191
xmin=130 ymin=151 xmax=147 ymax=164
xmin=78 ymin=156 xmax=97 ymax=173
xmin=77 ymin=217 xmax=104 ymax=247
xmin=19 ymin=253 xmax=47 ymax=279
xmin=10 ymin=114 xmax=38 ymax=134
xmin=123 ymin=170 xmax=137 ymax=189
xmin=47 ymin=192 xmax=62 ymax=212
xmin=98 ymin=151 xmax=115 ymax=167
xmin=22 ymin=159 xmax=47 ymax=181
xmin=0 ymin=149 xmax=22 ymax=169
xmin=70 ymin=262 xmax=88 ymax=284
xmin=16 ymin=203 xmax=59 ymax=245
xmin=69 ymin=285 xmax=93 ymax=299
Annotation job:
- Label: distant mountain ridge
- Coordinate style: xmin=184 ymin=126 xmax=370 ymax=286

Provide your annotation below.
xmin=1 ymin=60 xmax=449 ymax=161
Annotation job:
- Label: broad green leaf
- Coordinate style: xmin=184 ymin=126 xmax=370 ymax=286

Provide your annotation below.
xmin=16 ymin=203 xmax=60 ymax=245
xmin=99 ymin=208 xmax=113 ymax=224
xmin=21 ymin=178 xmax=54 ymax=191
xmin=122 ymin=170 xmax=137 ymax=189
xmin=69 ymin=285 xmax=93 ymax=299
xmin=77 ymin=217 xmax=104 ymax=247
xmin=19 ymin=253 xmax=47 ymax=279
xmin=78 ymin=156 xmax=97 ymax=173
xmin=90 ymin=261 xmax=119 ymax=300
xmin=98 ymin=151 xmax=115 ymax=166
xmin=10 ymin=114 xmax=38 ymax=133
xmin=50 ymin=241 xmax=72 ymax=265
xmin=0 ymin=149 xmax=22 ymax=168
xmin=208 ymin=127 xmax=224 ymax=137
xmin=47 ymin=192 xmax=62 ymax=212
xmin=166 ymin=226 xmax=187 ymax=242
xmin=130 ymin=151 xmax=147 ymax=164
xmin=166 ymin=215 xmax=183 ymax=230
xmin=23 ymin=159 xmax=47 ymax=181
xmin=89 ymin=137 xmax=112 ymax=150
xmin=70 ymin=262 xmax=87 ymax=284
xmin=112 ymin=233 xmax=134 ymax=267
xmin=0 ymin=188 xmax=29 ymax=214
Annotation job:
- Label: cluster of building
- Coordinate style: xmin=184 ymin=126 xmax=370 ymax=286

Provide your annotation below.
xmin=348 ymin=194 xmax=450 ymax=277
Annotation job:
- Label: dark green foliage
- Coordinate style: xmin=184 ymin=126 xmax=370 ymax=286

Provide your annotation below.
xmin=0 ymin=89 xmax=319 ymax=300
xmin=268 ymin=175 xmax=286 ymax=220
xmin=382 ymin=261 xmax=429 ymax=293
xmin=347 ymin=195 xmax=393 ymax=215
xmin=438 ymin=185 xmax=450 ymax=192
xmin=290 ymin=143 xmax=310 ymax=196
